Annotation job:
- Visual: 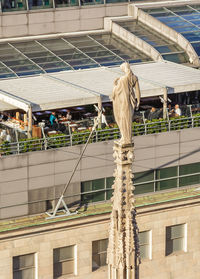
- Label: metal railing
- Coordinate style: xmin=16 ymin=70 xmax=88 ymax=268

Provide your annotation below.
xmin=0 ymin=0 xmax=131 ymax=12
xmin=0 ymin=114 xmax=200 ymax=156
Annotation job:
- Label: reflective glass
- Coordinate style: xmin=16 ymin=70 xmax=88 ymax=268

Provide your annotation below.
xmin=150 ymin=12 xmax=172 ymax=17
xmin=191 ymin=42 xmax=200 ymax=56
xmin=0 ymin=33 xmax=152 ymax=78
xmin=2 ymin=0 xmax=27 ymax=12
xmin=183 ymin=32 xmax=200 ymax=42
xmin=189 ymin=5 xmax=200 ymax=11
xmin=116 ymin=20 xmax=188 ymax=64
xmin=158 ymin=16 xmax=184 ymax=23
xmin=134 ymin=183 xmax=154 ymax=195
xmin=143 ymin=5 xmax=200 ymax=61
xmin=179 ymin=162 xmax=200 ymax=175
xmin=162 ymin=53 xmax=187 ymax=63
xmin=55 ymin=0 xmax=79 ymax=7
xmin=190 ymin=20 xmax=200 ymax=26
xmin=81 ymin=0 xmax=104 ymax=5
xmin=167 ymin=21 xmax=193 ymax=28
xmin=174 ymin=26 xmax=199 ymax=32
xmin=182 ymin=14 xmax=200 ymax=20
xmin=175 ymin=11 xmax=198 ymax=16
xmin=28 ymin=0 xmax=53 ymax=10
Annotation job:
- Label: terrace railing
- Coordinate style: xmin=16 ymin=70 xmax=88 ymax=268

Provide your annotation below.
xmin=0 ymin=114 xmax=200 ymax=156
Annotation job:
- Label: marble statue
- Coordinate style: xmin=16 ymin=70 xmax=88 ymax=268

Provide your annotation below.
xmin=112 ymin=62 xmax=141 ymax=144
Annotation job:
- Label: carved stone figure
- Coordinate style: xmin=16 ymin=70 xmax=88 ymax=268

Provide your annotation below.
xmin=112 ymin=62 xmax=141 ymax=144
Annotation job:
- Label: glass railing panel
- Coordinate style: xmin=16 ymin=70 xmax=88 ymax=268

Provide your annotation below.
xmin=80 ymin=0 xmax=104 ymax=6
xmin=55 ymin=0 xmax=79 ymax=7
xmin=2 ymin=0 xmax=27 ymax=12
xmin=28 ymin=0 xmax=54 ymax=10
xmin=106 ymin=0 xmax=128 ymax=3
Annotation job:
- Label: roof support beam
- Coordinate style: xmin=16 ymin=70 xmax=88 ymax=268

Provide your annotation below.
xmin=0 ymin=89 xmax=31 ymax=112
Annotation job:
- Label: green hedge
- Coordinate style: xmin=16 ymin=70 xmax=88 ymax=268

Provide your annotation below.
xmin=1 ymin=114 xmax=200 ymax=155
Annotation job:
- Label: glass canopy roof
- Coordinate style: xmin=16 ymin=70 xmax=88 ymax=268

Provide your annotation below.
xmin=143 ymin=5 xmax=200 ymax=59
xmin=116 ymin=20 xmax=189 ymax=64
xmin=0 ymin=33 xmax=152 ymax=79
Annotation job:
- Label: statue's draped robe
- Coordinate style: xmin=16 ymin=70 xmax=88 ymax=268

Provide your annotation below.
xmin=112 ymin=70 xmax=140 ymax=144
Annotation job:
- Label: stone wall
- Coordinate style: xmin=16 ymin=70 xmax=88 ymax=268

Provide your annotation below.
xmin=0 ymin=4 xmax=128 ymax=38
xmin=0 ymin=127 xmax=200 ymax=219
xmin=0 ymin=195 xmax=199 ymax=279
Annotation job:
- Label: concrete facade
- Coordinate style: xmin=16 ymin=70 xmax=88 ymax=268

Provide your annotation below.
xmin=0 ymin=193 xmax=200 ymax=279
xmin=0 ymin=4 xmax=128 ymax=38
xmin=0 ymin=127 xmax=200 ymax=219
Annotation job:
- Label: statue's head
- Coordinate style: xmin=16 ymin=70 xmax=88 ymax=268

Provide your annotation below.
xmin=120 ymin=62 xmax=131 ymax=73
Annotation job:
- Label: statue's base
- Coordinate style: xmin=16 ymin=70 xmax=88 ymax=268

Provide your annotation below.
xmin=114 ymin=140 xmax=134 ymax=149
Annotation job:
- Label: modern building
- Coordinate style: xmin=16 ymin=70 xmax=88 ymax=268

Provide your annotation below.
xmin=0 ymin=0 xmax=200 ymax=279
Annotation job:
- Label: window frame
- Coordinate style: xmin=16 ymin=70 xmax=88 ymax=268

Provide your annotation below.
xmin=53 ymin=245 xmax=77 ymax=278
xmin=139 ymin=230 xmax=152 ymax=260
xmin=92 ymin=238 xmax=108 ymax=271
xmin=13 ymin=253 xmax=37 ymax=279
xmin=165 ymin=223 xmax=187 ymax=256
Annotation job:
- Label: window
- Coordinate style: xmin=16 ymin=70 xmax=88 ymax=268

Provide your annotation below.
xmin=92 ymin=239 xmax=108 ymax=271
xmin=166 ymin=224 xmax=187 ymax=256
xmin=134 ymin=170 xmax=154 ymax=195
xmin=53 ymin=246 xmax=75 ymax=278
xmin=13 ymin=253 xmax=35 ymax=279
xmin=179 ymin=162 xmax=200 ymax=187
xmin=156 ymin=166 xmax=178 ymax=191
xmin=139 ymin=231 xmax=152 ymax=260
xmin=81 ymin=177 xmax=114 ymax=203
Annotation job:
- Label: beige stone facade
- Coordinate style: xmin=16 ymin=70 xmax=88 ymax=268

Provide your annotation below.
xmin=0 ymin=192 xmax=200 ymax=279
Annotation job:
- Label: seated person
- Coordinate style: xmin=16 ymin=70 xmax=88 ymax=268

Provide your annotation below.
xmin=147 ymin=107 xmax=158 ymax=121
xmin=174 ymin=104 xmax=181 ymax=117
xmin=66 ymin=111 xmax=72 ymax=121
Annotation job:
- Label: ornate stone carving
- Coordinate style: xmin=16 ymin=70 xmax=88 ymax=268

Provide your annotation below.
xmin=107 ymin=142 xmax=139 ymax=279
xmin=111 ymin=62 xmax=141 ymax=145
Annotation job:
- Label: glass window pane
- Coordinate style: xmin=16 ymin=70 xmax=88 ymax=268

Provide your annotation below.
xmin=134 ymin=170 xmax=154 ymax=183
xmin=13 ymin=254 xmax=34 ymax=270
xmin=106 ymin=177 xmax=114 ymax=189
xmin=13 ymin=268 xmax=34 ymax=279
xmin=156 ymin=178 xmax=177 ymax=191
xmin=171 ymin=225 xmax=184 ymax=239
xmin=166 ymin=224 xmax=185 ymax=255
xmin=54 ymin=261 xmax=74 ymax=278
xmin=157 ymin=166 xmax=177 ymax=179
xmin=140 ymin=245 xmax=149 ymax=259
xmin=81 ymin=181 xmax=92 ymax=192
xmin=180 ymin=174 xmax=200 ymax=187
xmin=54 ymin=246 xmax=74 ymax=263
xmin=61 ymin=260 xmax=74 ymax=275
xmin=180 ymin=162 xmax=200 ymax=175
xmin=139 ymin=231 xmax=149 ymax=245
xmin=98 ymin=239 xmax=108 ymax=252
xmin=92 ymin=179 xmax=105 ymax=190
xmin=92 ymin=191 xmax=105 ymax=202
xmin=106 ymin=189 xmax=113 ymax=200
xmin=92 ymin=239 xmax=108 ymax=271
xmin=99 ymin=253 xmax=107 ymax=266
xmin=173 ymin=238 xmax=183 ymax=251
xmin=135 ymin=183 xmax=154 ymax=195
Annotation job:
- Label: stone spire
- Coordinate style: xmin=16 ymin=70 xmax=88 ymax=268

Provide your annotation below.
xmin=107 ymin=142 xmax=139 ymax=279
